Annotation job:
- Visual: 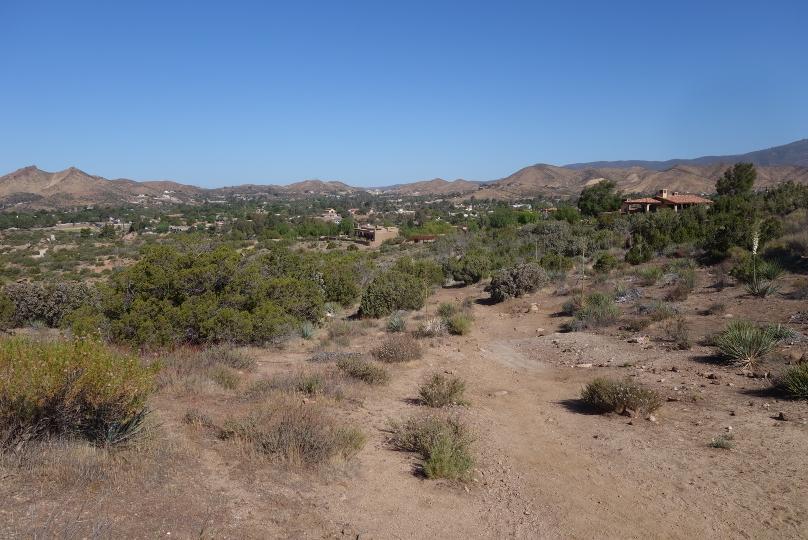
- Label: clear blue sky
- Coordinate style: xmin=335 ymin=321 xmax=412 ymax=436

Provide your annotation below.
xmin=1 ymin=1 xmax=806 ymax=188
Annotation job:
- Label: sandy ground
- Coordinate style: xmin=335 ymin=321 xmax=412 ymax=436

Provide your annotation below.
xmin=3 ymin=267 xmax=808 ymax=539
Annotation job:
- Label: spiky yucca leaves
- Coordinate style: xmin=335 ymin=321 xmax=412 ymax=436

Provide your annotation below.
xmin=715 ymin=320 xmax=780 ymax=368
xmin=778 ymin=363 xmax=808 ymax=399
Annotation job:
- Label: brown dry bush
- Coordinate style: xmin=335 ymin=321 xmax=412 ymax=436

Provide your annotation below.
xmin=220 ymin=400 xmax=366 ymax=467
xmin=371 ymin=334 xmax=423 ymax=363
xmin=581 ymin=377 xmax=663 ymax=415
xmin=336 ymin=355 xmax=390 ymax=385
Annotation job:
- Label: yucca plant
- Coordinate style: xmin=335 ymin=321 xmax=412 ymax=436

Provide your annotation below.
xmin=778 ymin=363 xmax=808 ymax=399
xmin=715 ymin=320 xmax=780 ymax=368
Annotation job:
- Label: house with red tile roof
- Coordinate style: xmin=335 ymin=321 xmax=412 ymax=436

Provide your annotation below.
xmin=620 ymin=189 xmax=712 ymax=214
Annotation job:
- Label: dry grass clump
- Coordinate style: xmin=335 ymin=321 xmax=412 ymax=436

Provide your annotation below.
xmin=789 ymin=277 xmax=808 ymax=300
xmin=309 ymin=350 xmax=363 ymax=363
xmin=664 ymin=316 xmax=692 ymax=350
xmin=157 ymin=345 xmax=254 ymax=394
xmin=418 ymin=316 xmax=448 ymax=337
xmin=637 ymin=300 xmax=678 ymax=322
xmin=221 ymin=400 xmax=366 ymax=467
xmin=336 ymin=355 xmax=390 ymax=385
xmin=390 ymin=412 xmax=475 ymax=481
xmin=581 ymin=377 xmax=663 ymax=415
xmin=0 ymin=338 xmax=158 ymax=449
xmin=371 ymin=334 xmax=423 ymax=363
xmin=566 ymin=292 xmax=621 ymax=331
xmin=327 ymin=320 xmax=365 ymax=346
xmin=705 ymin=302 xmax=727 ymax=315
xmin=247 ymin=369 xmax=350 ymax=401
xmin=418 ymin=373 xmax=469 ymax=407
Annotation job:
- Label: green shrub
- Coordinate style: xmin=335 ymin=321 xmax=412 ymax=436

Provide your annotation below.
xmin=488 ymin=263 xmax=549 ymax=303
xmin=778 ymin=363 xmax=808 ymax=399
xmin=447 ymin=249 xmax=490 ymax=285
xmin=371 ymin=334 xmax=423 ymax=363
xmin=625 ymin=243 xmax=653 ymax=265
xmin=580 ymin=377 xmax=663 ymax=415
xmin=715 ymin=320 xmax=780 ymax=368
xmin=390 ymin=412 xmax=475 ymax=481
xmin=437 ymin=302 xmax=458 ymax=318
xmin=732 ymin=256 xmax=783 ymax=297
xmin=447 ymin=314 xmax=472 ymax=336
xmin=221 ymin=401 xmax=366 ymax=466
xmin=566 ymin=292 xmax=620 ymax=331
xmin=634 ymin=266 xmax=662 ymax=286
xmin=336 ymin=356 xmax=390 ymax=385
xmin=300 ymin=321 xmax=316 ymax=340
xmin=386 ymin=312 xmax=407 ymax=332
xmin=418 ymin=373 xmax=469 ymax=407
xmin=3 ymin=281 xmax=97 ymax=328
xmin=0 ymin=338 xmax=158 ymax=449
xmin=593 ymin=253 xmax=619 ymax=274
xmin=710 ymin=434 xmax=735 ymax=449
xmin=359 ymin=270 xmax=425 ymax=318
xmin=539 ymin=253 xmax=574 ymax=272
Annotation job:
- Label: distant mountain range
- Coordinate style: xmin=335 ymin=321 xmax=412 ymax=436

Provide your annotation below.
xmin=2 ymin=139 xmax=807 ymax=209
xmin=563 ymin=139 xmax=808 ymax=170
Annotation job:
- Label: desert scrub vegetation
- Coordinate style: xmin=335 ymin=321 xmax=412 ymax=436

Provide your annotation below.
xmin=247 ymin=369 xmax=350 ymax=401
xmin=372 ymin=334 xmax=423 ymax=363
xmin=336 ymin=355 xmax=390 ymax=385
xmin=580 ymin=377 xmax=663 ymax=415
xmin=777 ymin=363 xmax=808 ymax=399
xmin=358 ymin=269 xmax=425 ymax=318
xmin=664 ymin=316 xmax=692 ymax=350
xmin=0 ymin=338 xmax=159 ymax=449
xmin=488 ymin=263 xmax=548 ymax=303
xmin=220 ymin=400 xmax=366 ymax=467
xmin=447 ymin=313 xmax=473 ymax=335
xmin=636 ymin=299 xmax=678 ymax=322
xmin=633 ymin=266 xmax=662 ymax=286
xmin=386 ymin=311 xmax=407 ymax=332
xmin=390 ymin=412 xmax=475 ymax=481
xmin=714 ymin=320 xmax=783 ymax=368
xmin=565 ymin=292 xmax=621 ymax=331
xmin=418 ymin=373 xmax=469 ymax=407
xmin=710 ymin=434 xmax=735 ymax=450
xmin=417 ymin=316 xmax=448 ymax=337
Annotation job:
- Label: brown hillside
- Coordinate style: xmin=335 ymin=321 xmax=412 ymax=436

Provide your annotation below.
xmin=388 ymin=178 xmax=481 ymax=196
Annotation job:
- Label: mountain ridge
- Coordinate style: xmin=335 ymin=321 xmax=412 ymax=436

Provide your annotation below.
xmin=563 ymin=139 xmax=808 ymax=170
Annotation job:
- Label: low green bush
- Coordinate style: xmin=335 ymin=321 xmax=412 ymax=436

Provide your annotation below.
xmin=566 ymin=292 xmax=621 ymax=331
xmin=634 ymin=266 xmax=662 ymax=286
xmin=418 ymin=373 xmax=469 ymax=407
xmin=390 ymin=412 xmax=475 ymax=481
xmin=437 ymin=302 xmax=458 ymax=318
xmin=625 ymin=243 xmax=652 ymax=265
xmin=0 ymin=338 xmax=158 ymax=449
xmin=593 ymin=253 xmax=619 ymax=274
xmin=447 ymin=314 xmax=472 ymax=335
xmin=580 ymin=377 xmax=662 ymax=415
xmin=778 ymin=363 xmax=808 ymax=399
xmin=386 ymin=312 xmax=407 ymax=332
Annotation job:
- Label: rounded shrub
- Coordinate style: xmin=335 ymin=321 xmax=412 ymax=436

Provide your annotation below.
xmin=359 ymin=270 xmax=424 ymax=318
xmin=488 ymin=263 xmax=549 ymax=303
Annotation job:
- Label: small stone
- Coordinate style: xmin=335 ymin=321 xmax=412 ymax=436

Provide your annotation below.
xmin=647 ymin=415 xmax=657 ymax=422
xmin=575 ymin=363 xmax=593 ymax=368
xmin=724 ymin=313 xmax=734 ymax=318
xmin=707 ymin=373 xmax=720 ymax=380
xmin=778 ymin=412 xmax=789 ymax=421
xmin=524 ymin=510 xmax=531 ymax=515
xmin=629 ymin=336 xmax=649 ymax=344
xmin=628 ymin=420 xmax=636 ymax=426
xmin=671 ymin=366 xmax=680 ymax=372
xmin=536 ymin=327 xmax=545 ymax=332
xmin=726 ymin=426 xmax=733 ymax=431
xmin=622 ymin=408 xmax=637 ymax=418
xmin=729 ymin=411 xmax=736 ymax=416
xmin=530 ymin=304 xmax=539 ymax=312
xmin=489 ymin=390 xmax=508 ymax=397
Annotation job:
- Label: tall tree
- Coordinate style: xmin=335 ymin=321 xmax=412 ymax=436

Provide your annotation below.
xmin=578 ymin=180 xmax=622 ymax=216
xmin=716 ymin=162 xmax=757 ymax=196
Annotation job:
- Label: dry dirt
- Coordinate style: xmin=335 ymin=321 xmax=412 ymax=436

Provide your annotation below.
xmin=3 ymin=268 xmax=808 ymax=539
